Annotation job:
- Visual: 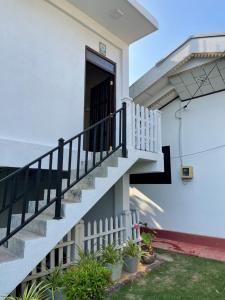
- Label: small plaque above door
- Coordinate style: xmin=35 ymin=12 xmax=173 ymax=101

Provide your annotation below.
xmin=99 ymin=42 xmax=106 ymax=56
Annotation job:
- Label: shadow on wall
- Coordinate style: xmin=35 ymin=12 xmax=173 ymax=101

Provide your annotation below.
xmin=130 ymin=186 xmax=163 ymax=229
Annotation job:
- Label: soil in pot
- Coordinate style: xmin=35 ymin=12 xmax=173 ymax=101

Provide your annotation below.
xmin=105 ymin=262 xmax=123 ymax=282
xmin=123 ymin=256 xmax=139 ymax=273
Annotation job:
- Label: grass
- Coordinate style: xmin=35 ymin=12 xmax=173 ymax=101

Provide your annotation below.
xmin=108 ymin=250 xmax=225 ymax=300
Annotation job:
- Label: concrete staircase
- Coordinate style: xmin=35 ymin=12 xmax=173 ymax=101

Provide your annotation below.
xmin=0 ymin=149 xmax=162 ymax=298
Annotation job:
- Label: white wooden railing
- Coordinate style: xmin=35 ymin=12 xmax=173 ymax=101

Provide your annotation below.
xmin=124 ymin=97 xmax=162 ymax=153
xmin=16 ymin=210 xmax=140 ymax=293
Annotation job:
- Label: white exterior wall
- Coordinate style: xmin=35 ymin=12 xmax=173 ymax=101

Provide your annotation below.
xmin=0 ymin=0 xmax=129 ymax=167
xmin=132 ymin=90 xmax=225 ymax=239
xmin=84 ymin=173 xmax=131 ymax=223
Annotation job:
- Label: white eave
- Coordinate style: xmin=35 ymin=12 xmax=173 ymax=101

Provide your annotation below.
xmin=67 ymin=0 xmax=158 ymax=44
xmin=130 ymin=33 xmax=225 ymax=107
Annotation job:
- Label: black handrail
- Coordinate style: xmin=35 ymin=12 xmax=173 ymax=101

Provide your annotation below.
xmin=0 ymin=103 xmax=127 ymax=246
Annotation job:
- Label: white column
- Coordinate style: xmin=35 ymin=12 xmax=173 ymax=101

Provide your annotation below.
xmin=122 ymin=97 xmax=134 ymax=151
xmin=114 ymin=173 xmax=130 ymax=216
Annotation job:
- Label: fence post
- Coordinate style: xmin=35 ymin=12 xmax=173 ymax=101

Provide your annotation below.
xmin=54 ymin=138 xmax=64 ymax=220
xmin=123 ymin=210 xmax=132 ymax=240
xmin=122 ymin=97 xmax=134 ymax=151
xmin=74 ymin=220 xmax=85 ymax=261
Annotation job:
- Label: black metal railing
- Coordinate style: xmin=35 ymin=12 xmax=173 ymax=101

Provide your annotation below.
xmin=0 ymin=103 xmax=127 ymax=246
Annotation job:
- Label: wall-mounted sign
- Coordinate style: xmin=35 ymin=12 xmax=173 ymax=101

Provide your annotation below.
xmin=99 ymin=42 xmax=106 ymax=56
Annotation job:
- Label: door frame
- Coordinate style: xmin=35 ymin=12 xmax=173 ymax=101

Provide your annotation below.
xmin=84 ymin=46 xmax=117 ymax=130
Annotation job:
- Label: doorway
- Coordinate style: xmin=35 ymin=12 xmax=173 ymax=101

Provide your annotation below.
xmin=84 ymin=47 xmax=116 ymax=151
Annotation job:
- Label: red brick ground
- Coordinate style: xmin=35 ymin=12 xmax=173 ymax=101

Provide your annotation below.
xmin=153 ymin=237 xmax=225 ymax=262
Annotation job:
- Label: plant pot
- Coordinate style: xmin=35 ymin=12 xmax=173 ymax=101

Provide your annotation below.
xmin=123 ymin=256 xmax=139 ymax=273
xmin=46 ymin=287 xmax=65 ymax=300
xmin=105 ymin=262 xmax=123 ymax=282
xmin=141 ymin=253 xmax=156 ymax=264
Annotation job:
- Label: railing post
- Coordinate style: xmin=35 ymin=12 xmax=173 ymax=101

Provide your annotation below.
xmin=156 ymin=110 xmax=162 ymax=153
xmin=54 ymin=138 xmax=64 ymax=220
xmin=122 ymin=97 xmax=134 ymax=151
xmin=122 ymin=102 xmax=127 ymax=158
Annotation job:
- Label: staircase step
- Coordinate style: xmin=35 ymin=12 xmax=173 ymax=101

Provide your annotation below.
xmin=101 ymin=155 xmax=118 ymax=167
xmin=62 ymin=174 xmax=95 ymax=190
xmin=64 ymin=187 xmax=82 ymax=202
xmin=69 ymin=165 xmax=108 ymax=179
xmin=28 ymin=200 xmax=66 ymax=217
xmin=7 ymin=229 xmax=43 ymax=258
xmin=11 ymin=213 xmax=50 ymax=236
xmin=0 ymin=246 xmax=19 ymax=263
xmin=0 ymin=228 xmax=6 ymax=241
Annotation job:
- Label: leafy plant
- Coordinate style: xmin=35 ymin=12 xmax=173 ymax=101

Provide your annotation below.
xmin=122 ymin=239 xmax=141 ymax=258
xmin=141 ymin=232 xmax=154 ymax=255
xmin=76 ymin=245 xmax=100 ymax=265
xmin=6 ymin=282 xmax=50 ymax=300
xmin=101 ymin=243 xmax=122 ymax=265
xmin=44 ymin=267 xmax=64 ymax=291
xmin=63 ymin=256 xmax=110 ymax=300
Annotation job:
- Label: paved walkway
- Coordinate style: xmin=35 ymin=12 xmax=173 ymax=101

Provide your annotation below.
xmin=153 ymin=237 xmax=225 ymax=262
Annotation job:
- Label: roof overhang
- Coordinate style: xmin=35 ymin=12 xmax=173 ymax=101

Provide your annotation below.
xmin=130 ymin=33 xmax=225 ymax=108
xmin=67 ymin=0 xmax=158 ymax=44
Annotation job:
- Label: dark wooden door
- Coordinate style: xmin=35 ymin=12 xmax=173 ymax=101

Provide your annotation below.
xmin=88 ymin=76 xmax=115 ymax=151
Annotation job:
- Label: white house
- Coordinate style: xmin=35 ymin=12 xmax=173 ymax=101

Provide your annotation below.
xmin=0 ymin=0 xmax=163 ymax=297
xmin=130 ymin=33 xmax=225 ymax=248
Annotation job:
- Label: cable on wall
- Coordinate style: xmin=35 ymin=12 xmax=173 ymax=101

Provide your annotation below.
xmin=172 ymin=144 xmax=225 ymax=159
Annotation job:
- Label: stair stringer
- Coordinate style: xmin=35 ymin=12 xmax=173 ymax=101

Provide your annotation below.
xmin=0 ymin=149 xmax=161 ymax=298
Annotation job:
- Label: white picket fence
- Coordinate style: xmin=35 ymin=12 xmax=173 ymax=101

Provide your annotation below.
xmin=16 ymin=210 xmax=140 ymax=293
xmin=125 ymin=98 xmax=162 ymax=153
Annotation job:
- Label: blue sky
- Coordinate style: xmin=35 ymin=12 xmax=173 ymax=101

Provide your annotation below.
xmin=129 ymin=0 xmax=225 ymax=85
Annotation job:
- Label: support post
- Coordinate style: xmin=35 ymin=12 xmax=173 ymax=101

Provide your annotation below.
xmin=122 ymin=102 xmax=127 ymax=158
xmin=54 ymin=138 xmax=64 ymax=220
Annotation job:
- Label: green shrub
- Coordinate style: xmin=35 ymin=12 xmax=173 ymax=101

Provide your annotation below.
xmin=44 ymin=267 xmax=64 ymax=291
xmin=6 ymin=282 xmax=50 ymax=300
xmin=141 ymin=232 xmax=154 ymax=255
xmin=122 ymin=239 xmax=142 ymax=258
xmin=63 ymin=256 xmax=110 ymax=300
xmin=76 ymin=246 xmax=99 ymax=265
xmin=101 ymin=243 xmax=122 ymax=265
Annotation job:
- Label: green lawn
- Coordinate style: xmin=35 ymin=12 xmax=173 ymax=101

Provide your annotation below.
xmin=109 ymin=250 xmax=225 ymax=300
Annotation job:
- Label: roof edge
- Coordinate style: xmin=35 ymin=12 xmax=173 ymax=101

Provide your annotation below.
xmin=127 ymin=0 xmax=159 ymax=32
xmin=156 ymin=32 xmax=225 ymax=67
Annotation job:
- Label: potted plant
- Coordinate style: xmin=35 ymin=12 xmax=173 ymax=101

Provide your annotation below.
xmin=141 ymin=232 xmax=156 ymax=264
xmin=44 ymin=267 xmax=65 ymax=300
xmin=6 ymin=282 xmax=50 ymax=300
xmin=101 ymin=243 xmax=123 ymax=282
xmin=122 ymin=239 xmax=141 ymax=273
